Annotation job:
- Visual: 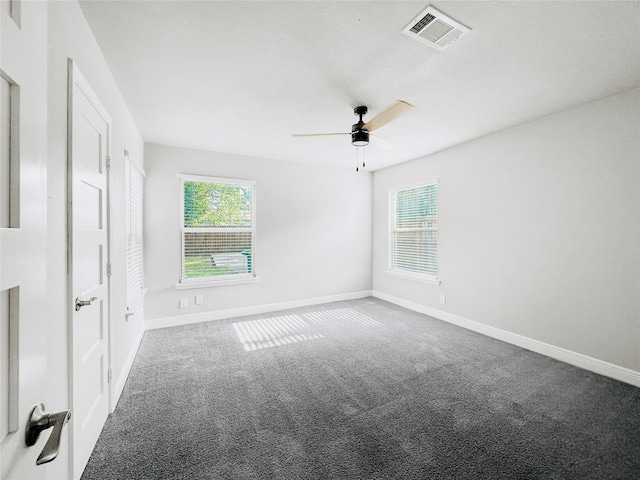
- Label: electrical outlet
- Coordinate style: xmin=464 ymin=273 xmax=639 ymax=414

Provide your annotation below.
xmin=195 ymin=295 xmax=204 ymax=305
xmin=439 ymin=294 xmax=446 ymax=305
xmin=179 ymin=298 xmax=188 ymax=309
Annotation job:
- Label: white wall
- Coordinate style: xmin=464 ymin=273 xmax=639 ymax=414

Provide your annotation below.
xmin=144 ymin=143 xmax=372 ymax=323
xmin=373 ymin=88 xmax=640 ymax=373
xmin=46 ymin=2 xmax=144 ymax=478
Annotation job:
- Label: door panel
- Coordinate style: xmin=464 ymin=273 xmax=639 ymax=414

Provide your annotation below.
xmin=76 ymin=182 xmax=103 ymax=229
xmin=0 ymin=2 xmax=50 ymax=478
xmin=69 ymin=61 xmax=111 ymax=480
xmin=0 ymin=74 xmax=10 ymax=226
xmin=74 ymin=244 xmax=103 ymax=293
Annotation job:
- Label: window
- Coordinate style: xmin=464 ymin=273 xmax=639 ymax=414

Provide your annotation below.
xmin=125 ymin=153 xmax=145 ymax=315
xmin=389 ymin=182 xmax=439 ymax=283
xmin=179 ymin=175 xmax=256 ymax=286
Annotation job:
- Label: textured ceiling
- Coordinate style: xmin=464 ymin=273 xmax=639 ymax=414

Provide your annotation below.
xmin=79 ymin=1 xmax=640 ymax=171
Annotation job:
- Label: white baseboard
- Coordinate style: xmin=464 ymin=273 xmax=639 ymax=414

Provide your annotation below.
xmin=145 ymin=290 xmax=373 ymax=331
xmin=111 ymin=320 xmax=145 ymax=411
xmin=373 ymin=290 xmax=640 ymax=388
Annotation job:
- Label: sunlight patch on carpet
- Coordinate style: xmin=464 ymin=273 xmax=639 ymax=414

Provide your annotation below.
xmin=233 ymin=308 xmax=381 ymax=351
xmin=233 ymin=314 xmax=323 ymax=351
xmin=303 ymin=308 xmax=382 ymax=327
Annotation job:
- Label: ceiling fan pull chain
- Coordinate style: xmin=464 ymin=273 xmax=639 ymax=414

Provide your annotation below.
xmin=356 ymin=146 xmax=365 ymax=172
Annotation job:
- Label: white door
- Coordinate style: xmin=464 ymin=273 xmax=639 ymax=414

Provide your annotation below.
xmin=68 ymin=61 xmax=111 ymax=480
xmin=0 ymin=1 xmax=51 ymax=479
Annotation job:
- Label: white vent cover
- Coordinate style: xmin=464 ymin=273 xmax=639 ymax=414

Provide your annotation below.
xmin=402 ymin=5 xmax=470 ymax=51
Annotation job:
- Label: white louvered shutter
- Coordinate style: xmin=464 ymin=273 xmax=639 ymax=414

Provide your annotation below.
xmin=125 ymin=156 xmax=145 ymax=314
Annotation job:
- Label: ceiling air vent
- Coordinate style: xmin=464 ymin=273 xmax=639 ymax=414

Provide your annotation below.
xmin=402 ymin=5 xmax=470 ymax=51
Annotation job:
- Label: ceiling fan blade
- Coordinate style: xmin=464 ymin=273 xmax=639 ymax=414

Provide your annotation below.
xmin=363 ymin=100 xmax=414 ymax=132
xmin=370 ymin=134 xmax=394 ymax=151
xmin=292 ymin=133 xmax=349 ymax=137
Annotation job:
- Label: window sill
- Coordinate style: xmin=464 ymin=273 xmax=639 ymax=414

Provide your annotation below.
xmin=175 ymin=276 xmax=259 ymax=290
xmin=385 ymin=269 xmax=441 ymax=286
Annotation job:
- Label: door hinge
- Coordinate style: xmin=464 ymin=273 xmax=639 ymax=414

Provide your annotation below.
xmin=106 ymin=155 xmax=111 ymax=169
xmin=108 ymin=369 xmax=113 ymax=383
xmin=107 ymin=262 xmax=112 ymax=277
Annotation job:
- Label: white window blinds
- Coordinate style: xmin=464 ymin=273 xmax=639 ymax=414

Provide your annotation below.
xmin=125 ymin=154 xmax=145 ymax=314
xmin=180 ymin=176 xmax=255 ymax=283
xmin=390 ymin=182 xmax=439 ymax=280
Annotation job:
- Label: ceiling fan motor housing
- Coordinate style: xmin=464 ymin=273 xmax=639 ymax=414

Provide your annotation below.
xmin=352 ymin=106 xmax=369 ymax=146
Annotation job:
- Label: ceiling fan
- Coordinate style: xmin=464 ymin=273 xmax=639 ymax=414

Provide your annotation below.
xmin=293 ymin=100 xmax=414 ymax=170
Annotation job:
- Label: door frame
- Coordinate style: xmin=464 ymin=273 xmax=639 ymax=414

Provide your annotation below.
xmin=67 ymin=59 xmax=114 ymax=479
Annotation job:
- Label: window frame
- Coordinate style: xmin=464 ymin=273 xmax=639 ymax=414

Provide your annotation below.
xmin=387 ymin=180 xmax=441 ymax=286
xmin=176 ymin=173 xmax=257 ymax=289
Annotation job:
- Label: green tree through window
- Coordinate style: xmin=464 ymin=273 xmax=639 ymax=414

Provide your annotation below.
xmin=184 ymin=182 xmax=251 ymax=228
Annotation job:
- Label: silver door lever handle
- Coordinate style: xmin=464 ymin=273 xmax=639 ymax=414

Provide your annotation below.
xmin=75 ymin=296 xmax=97 ymax=311
xmin=25 ymin=404 xmax=71 ymax=465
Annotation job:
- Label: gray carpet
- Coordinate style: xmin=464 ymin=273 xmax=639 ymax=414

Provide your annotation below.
xmin=81 ymin=297 xmax=640 ymax=479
